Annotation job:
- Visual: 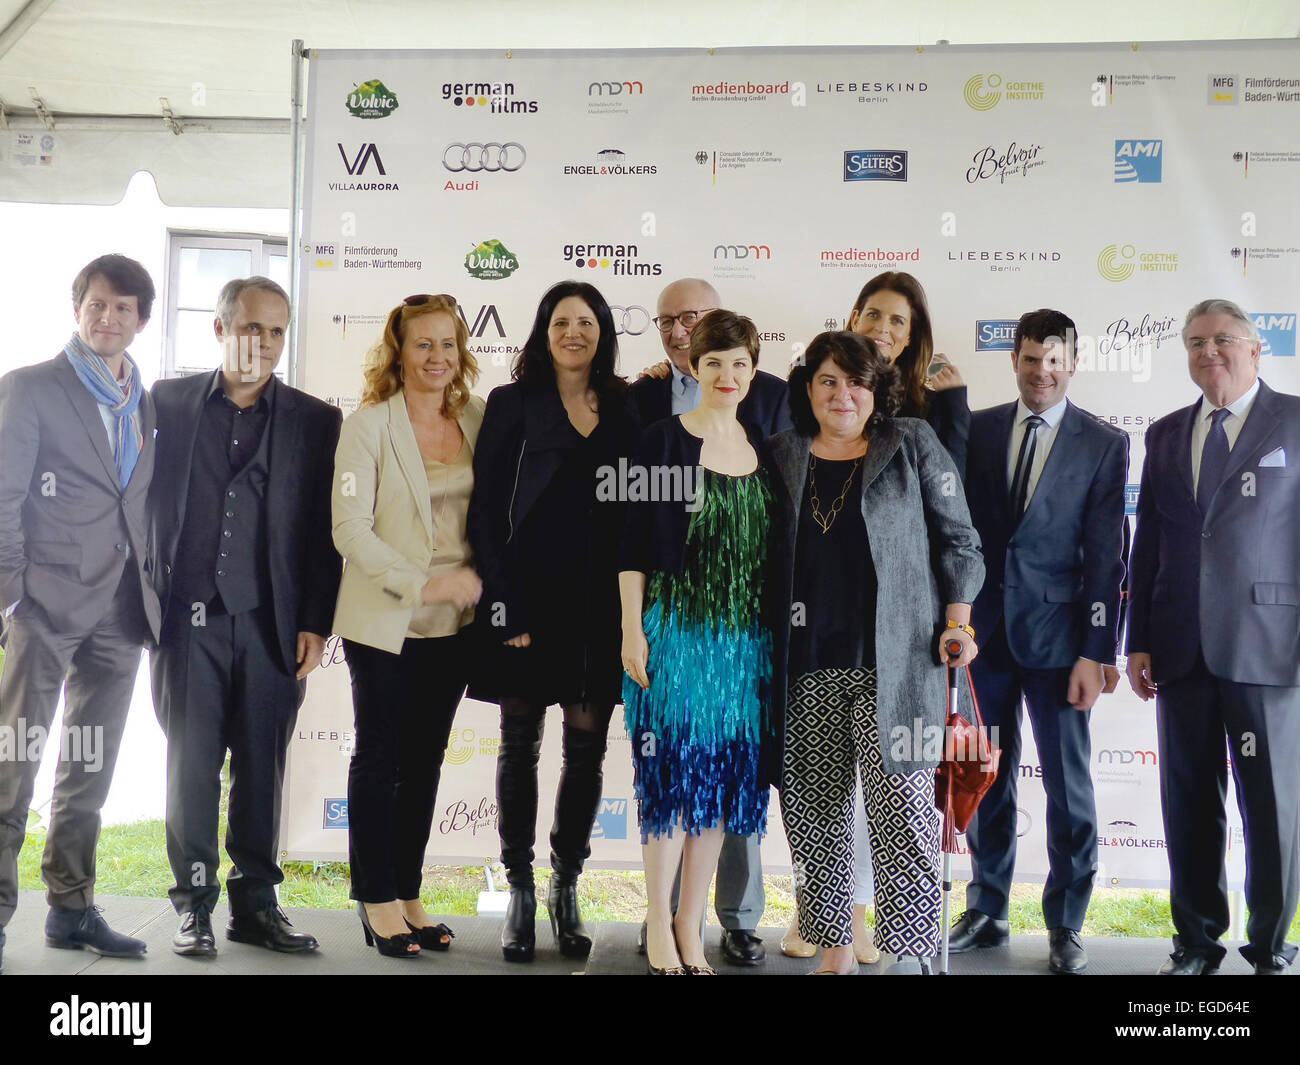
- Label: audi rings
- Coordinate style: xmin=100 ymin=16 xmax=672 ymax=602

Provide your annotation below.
xmin=610 ymin=305 xmax=651 ymax=336
xmin=443 ymin=142 xmax=526 ymax=173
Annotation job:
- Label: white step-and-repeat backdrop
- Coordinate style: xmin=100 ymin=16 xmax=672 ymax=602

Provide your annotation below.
xmin=283 ymin=40 xmax=1300 ymax=886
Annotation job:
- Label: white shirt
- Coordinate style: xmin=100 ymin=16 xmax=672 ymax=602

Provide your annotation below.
xmin=669 ymin=362 xmax=701 ymax=416
xmin=1006 ymin=396 xmax=1068 ymax=508
xmin=1190 ymin=378 xmax=1260 ymax=497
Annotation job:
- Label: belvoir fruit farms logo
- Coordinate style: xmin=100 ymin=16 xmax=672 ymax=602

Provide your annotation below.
xmin=346 ymin=79 xmax=399 ymax=119
xmin=464 ymin=239 xmax=520 ymax=281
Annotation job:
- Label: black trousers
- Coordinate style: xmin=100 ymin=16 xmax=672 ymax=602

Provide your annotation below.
xmin=1157 ymin=654 xmax=1300 ymax=965
xmin=965 ymin=624 xmax=1098 ymax=930
xmin=151 ymin=600 xmax=304 ymax=916
xmin=344 ymin=632 xmax=468 ymax=903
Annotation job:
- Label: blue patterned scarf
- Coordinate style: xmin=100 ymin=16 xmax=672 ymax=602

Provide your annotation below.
xmin=63 ymin=333 xmax=144 ymax=489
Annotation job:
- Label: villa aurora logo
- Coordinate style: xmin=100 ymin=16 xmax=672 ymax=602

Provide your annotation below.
xmin=346 ymin=79 xmax=399 ymax=119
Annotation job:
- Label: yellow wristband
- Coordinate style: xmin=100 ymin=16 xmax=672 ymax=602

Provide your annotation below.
xmin=945 ymin=619 xmax=975 ymax=639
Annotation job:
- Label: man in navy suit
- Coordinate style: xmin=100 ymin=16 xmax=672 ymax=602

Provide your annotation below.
xmin=951 ymin=308 xmax=1128 ymax=973
xmin=629 ymin=278 xmax=792 ymax=436
xmin=1127 ymin=298 xmax=1300 ymax=975
xmin=628 ymin=277 xmax=790 ymax=966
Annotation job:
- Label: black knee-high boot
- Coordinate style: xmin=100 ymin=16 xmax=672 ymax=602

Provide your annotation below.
xmin=547 ymin=724 xmax=607 ymax=958
xmin=497 ymin=713 xmax=543 ymax=962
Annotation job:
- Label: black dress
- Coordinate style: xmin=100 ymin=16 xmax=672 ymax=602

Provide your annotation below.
xmin=468 ymin=382 xmax=640 ymax=706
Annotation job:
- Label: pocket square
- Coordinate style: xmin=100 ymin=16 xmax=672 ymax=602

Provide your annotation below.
xmin=1259 ymin=447 xmax=1287 ymax=468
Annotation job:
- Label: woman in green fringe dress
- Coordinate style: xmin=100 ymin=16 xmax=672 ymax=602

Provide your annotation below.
xmin=619 ymin=310 xmax=778 ymax=975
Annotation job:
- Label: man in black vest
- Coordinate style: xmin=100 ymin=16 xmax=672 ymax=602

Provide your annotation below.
xmin=149 ymin=277 xmax=341 ymax=957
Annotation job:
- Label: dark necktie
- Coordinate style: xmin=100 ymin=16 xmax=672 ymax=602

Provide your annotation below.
xmin=1010 ymin=414 xmax=1045 ymax=516
xmin=1197 ymin=407 xmax=1231 ymax=515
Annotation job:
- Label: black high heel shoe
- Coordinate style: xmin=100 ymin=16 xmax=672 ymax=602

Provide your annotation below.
xmin=547 ymin=874 xmax=593 ymax=959
xmin=502 ymin=884 xmax=537 ymax=963
xmin=357 ymin=903 xmax=420 ymax=958
xmin=404 ymin=918 xmax=455 ymax=951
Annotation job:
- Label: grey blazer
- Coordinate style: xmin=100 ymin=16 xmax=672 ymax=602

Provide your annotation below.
xmin=769 ymin=418 xmax=985 ymax=773
xmin=0 ymin=353 xmax=161 ymax=642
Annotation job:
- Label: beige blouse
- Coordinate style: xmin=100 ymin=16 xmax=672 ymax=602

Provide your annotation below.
xmin=405 ymin=438 xmax=475 ymax=638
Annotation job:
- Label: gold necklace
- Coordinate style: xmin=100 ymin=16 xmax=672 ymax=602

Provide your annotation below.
xmin=809 ymin=454 xmax=863 ymax=533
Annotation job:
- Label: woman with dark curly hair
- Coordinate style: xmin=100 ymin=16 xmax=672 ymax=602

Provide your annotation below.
xmin=467 ymin=280 xmax=640 ymax=963
xmin=769 ymin=330 xmax=983 ymax=974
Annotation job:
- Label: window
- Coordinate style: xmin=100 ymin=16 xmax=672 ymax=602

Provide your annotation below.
xmin=163 ymin=231 xmax=290 ymax=380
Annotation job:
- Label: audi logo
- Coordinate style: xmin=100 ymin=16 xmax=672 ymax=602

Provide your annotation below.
xmin=442 ymin=142 xmax=526 ymax=173
xmin=610 ymin=305 xmax=651 ymax=336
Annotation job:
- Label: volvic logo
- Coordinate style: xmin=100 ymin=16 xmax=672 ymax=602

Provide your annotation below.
xmin=346 ymin=79 xmax=399 ymax=119
xmin=843 ymin=149 xmax=907 ymax=182
xmin=1114 ymin=140 xmax=1162 ymax=183
xmin=1255 ymin=313 xmax=1296 ymax=357
xmin=464 ymin=239 xmax=520 ymax=281
xmin=975 ymin=319 xmax=1018 ymax=351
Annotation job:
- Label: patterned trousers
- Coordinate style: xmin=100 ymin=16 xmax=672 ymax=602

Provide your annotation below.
xmin=781 ymin=668 xmax=942 ymax=955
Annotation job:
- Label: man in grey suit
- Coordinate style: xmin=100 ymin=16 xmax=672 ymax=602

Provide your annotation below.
xmin=1127 ymin=298 xmax=1300 ymax=975
xmin=0 ymin=254 xmax=162 ymax=969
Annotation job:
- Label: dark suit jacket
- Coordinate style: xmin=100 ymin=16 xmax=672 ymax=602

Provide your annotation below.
xmin=966 ymin=400 xmax=1128 ymax=670
xmin=1127 ymin=380 xmax=1300 ymax=687
xmin=629 ymin=368 xmax=793 ymax=437
xmin=0 ymin=353 xmax=160 ymax=641
xmin=149 ymin=371 xmax=342 ymax=675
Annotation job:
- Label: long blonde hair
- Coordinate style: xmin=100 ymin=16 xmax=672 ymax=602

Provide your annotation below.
xmin=359 ymin=295 xmax=479 ymax=415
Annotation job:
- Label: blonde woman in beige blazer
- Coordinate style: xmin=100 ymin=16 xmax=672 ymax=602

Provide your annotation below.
xmin=331 ymin=294 xmax=484 ymax=959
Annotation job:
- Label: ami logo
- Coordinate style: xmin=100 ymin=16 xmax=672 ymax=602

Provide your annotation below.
xmin=1114 ymin=140 xmax=1161 ymax=183
xmin=323 ymin=798 xmax=349 ymax=828
xmin=975 ymin=319 xmax=1018 ymax=351
xmin=1254 ymin=313 xmax=1296 ymax=357
xmin=591 ymin=797 xmax=629 ymax=840
xmin=1125 ymin=484 xmax=1140 ymax=515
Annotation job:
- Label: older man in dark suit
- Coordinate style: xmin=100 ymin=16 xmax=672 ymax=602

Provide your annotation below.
xmin=952 ymin=309 xmax=1128 ymax=973
xmin=1127 ymin=298 xmax=1300 ymax=975
xmin=0 ymin=254 xmax=163 ymax=970
xmin=149 ymin=276 xmax=341 ymax=957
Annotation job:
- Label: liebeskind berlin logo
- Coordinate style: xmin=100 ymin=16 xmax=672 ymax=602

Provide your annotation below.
xmin=949 ymin=248 xmax=1062 ymax=273
xmin=964 ymin=73 xmax=1044 ymax=110
xmin=816 ymin=79 xmax=927 ymax=104
xmin=464 ymin=239 xmax=520 ymax=280
xmin=346 ymin=79 xmax=398 ymax=119
xmin=966 ymin=141 xmax=1044 ymax=184
xmin=1097 ymin=243 xmax=1178 ymax=282
xmin=691 ymin=78 xmax=790 ymax=102
xmin=844 ymin=149 xmax=907 ymax=182
xmin=442 ymin=81 xmax=539 ymax=113
xmin=562 ymin=241 xmax=662 ymax=277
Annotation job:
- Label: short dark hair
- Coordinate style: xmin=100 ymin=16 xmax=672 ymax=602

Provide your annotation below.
xmin=216 ymin=276 xmax=291 ymax=327
xmin=72 ymin=254 xmax=156 ymax=321
xmin=687 ymin=309 xmax=760 ymax=370
xmin=788 ymin=330 xmax=900 ymax=438
xmin=513 ymin=280 xmax=624 ymax=398
xmin=1013 ymin=308 xmax=1078 ymax=359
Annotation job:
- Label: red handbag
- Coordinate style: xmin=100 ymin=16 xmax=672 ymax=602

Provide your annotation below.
xmin=934 ymin=664 xmax=1001 ymax=851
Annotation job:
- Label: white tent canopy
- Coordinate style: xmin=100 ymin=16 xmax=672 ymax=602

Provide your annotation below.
xmin=1 ymin=0 xmax=1298 ymax=206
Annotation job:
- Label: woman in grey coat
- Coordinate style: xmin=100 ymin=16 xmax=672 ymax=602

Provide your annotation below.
xmin=769 ymin=330 xmax=984 ymax=974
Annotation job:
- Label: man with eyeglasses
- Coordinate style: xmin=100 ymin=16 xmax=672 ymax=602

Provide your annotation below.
xmin=628 ymin=278 xmax=790 ymax=968
xmin=1127 ymin=298 xmax=1300 ymax=976
xmin=629 ymin=277 xmax=792 ymax=436
xmin=149 ymin=277 xmax=341 ymax=957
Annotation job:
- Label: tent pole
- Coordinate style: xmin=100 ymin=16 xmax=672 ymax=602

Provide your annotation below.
xmin=288 ymin=38 xmax=306 ymax=387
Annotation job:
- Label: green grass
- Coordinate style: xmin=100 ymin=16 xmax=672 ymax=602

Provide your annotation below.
xmin=17 ymin=756 xmax=1300 ymax=939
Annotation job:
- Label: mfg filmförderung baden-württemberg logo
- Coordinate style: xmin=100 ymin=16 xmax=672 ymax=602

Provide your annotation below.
xmin=1097 ymin=243 xmax=1178 ymax=283
xmin=963 ymin=73 xmax=1045 ymax=111
xmin=346 ymin=79 xmax=399 ymax=119
xmin=1114 ymin=139 xmax=1163 ymax=183
xmin=464 ymin=239 xmax=520 ymax=280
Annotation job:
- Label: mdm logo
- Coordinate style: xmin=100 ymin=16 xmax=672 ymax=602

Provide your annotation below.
xmin=1255 ymin=313 xmax=1296 ymax=357
xmin=323 ymin=799 xmax=349 ymax=829
xmin=843 ymin=149 xmax=907 ymax=181
xmin=975 ymin=319 xmax=1018 ymax=351
xmin=1114 ymin=140 xmax=1162 ymax=183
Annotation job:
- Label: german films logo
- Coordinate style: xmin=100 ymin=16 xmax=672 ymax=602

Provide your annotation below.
xmin=562 ymin=241 xmax=663 ymax=277
xmin=963 ymin=73 xmax=1045 ymax=110
xmin=345 ymin=79 xmax=399 ymax=119
xmin=442 ymin=80 xmax=539 ymax=113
